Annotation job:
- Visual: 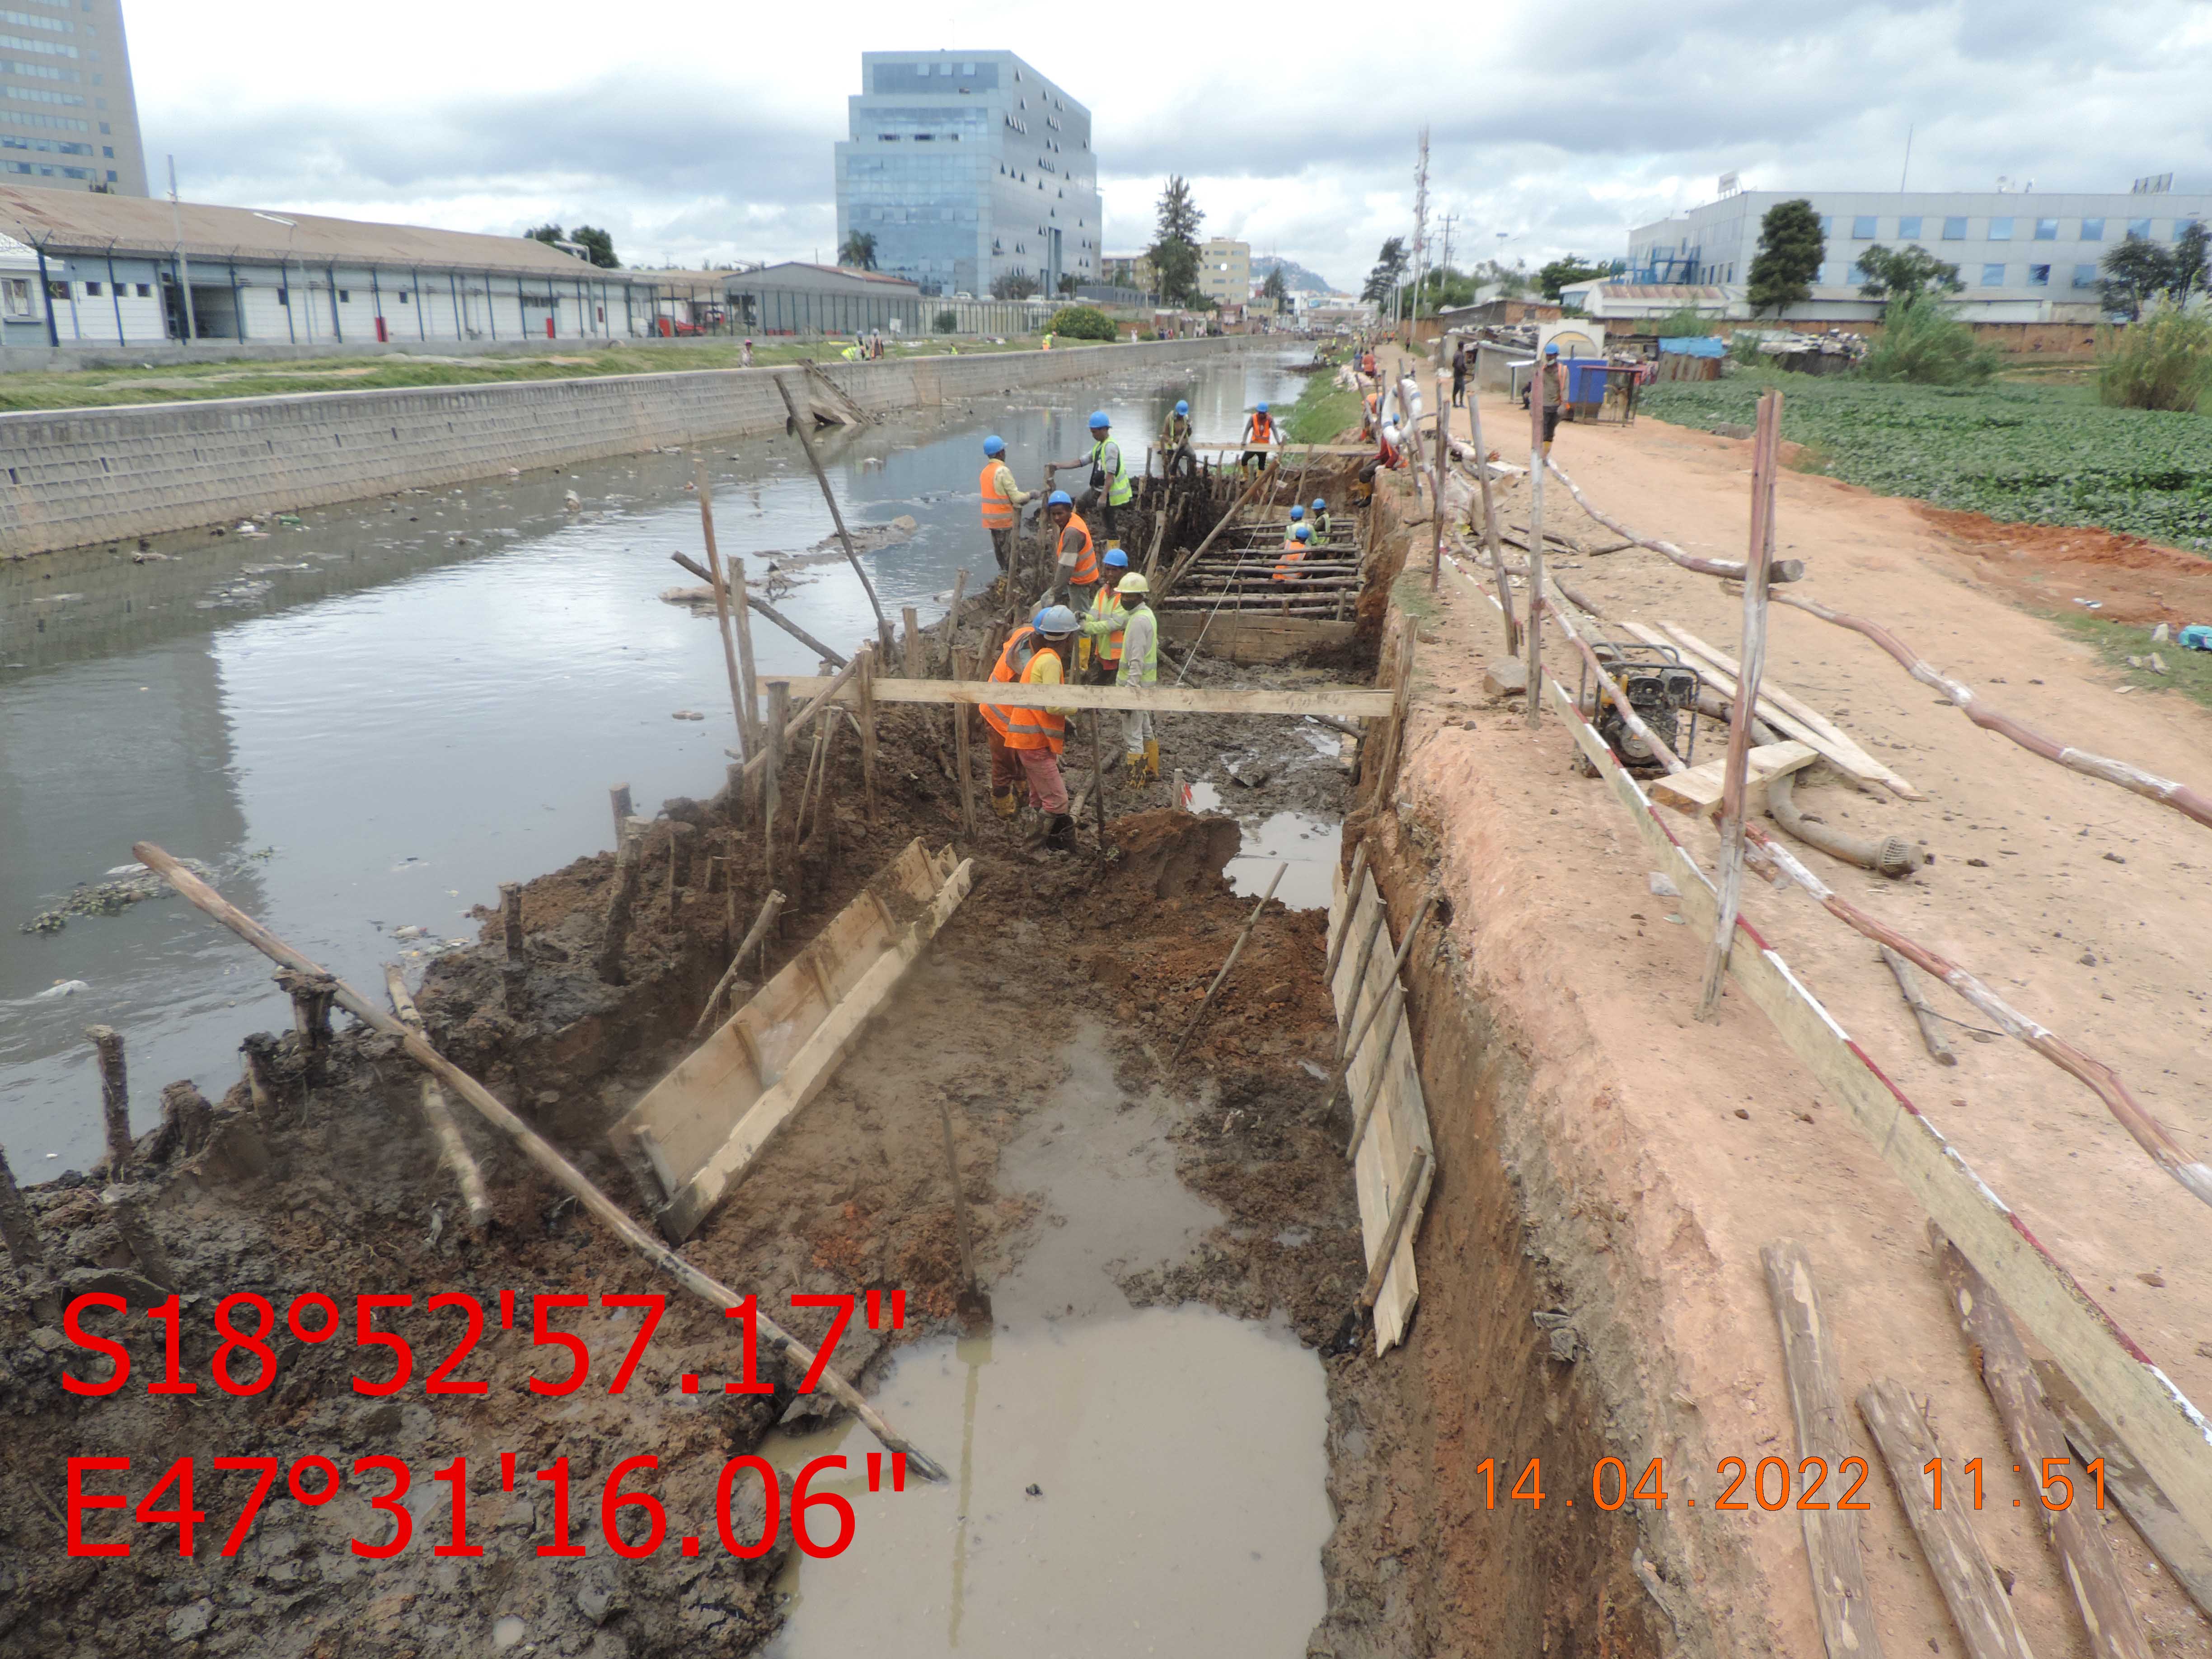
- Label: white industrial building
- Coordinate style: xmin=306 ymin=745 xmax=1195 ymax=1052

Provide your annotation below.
xmin=1627 ymin=183 xmax=2212 ymax=320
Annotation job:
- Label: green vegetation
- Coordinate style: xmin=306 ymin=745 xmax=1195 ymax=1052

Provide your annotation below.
xmin=0 ymin=336 xmax=1051 ymax=414
xmin=525 ymin=223 xmax=620 ymax=268
xmin=1641 ymin=370 xmax=2212 ymax=547
xmin=2097 ymin=307 xmax=2212 ymax=412
xmin=1747 ymin=199 xmax=1824 ymax=315
xmin=933 ymin=309 xmax=958 ymax=333
xmin=1855 ymin=243 xmax=1964 ymax=306
xmin=1285 ymin=366 xmax=1363 ymax=445
xmin=1651 ymin=305 xmax=1720 ymax=339
xmin=1045 ymin=304 xmax=1117 ymax=341
xmin=1536 ymin=254 xmax=1611 ymax=301
xmin=1361 ymin=238 xmax=1409 ymax=305
xmin=836 ymin=230 xmax=878 ymax=271
xmin=1858 ymin=295 xmax=2003 ymax=385
xmin=1149 ymin=176 xmax=1204 ymax=306
xmin=2056 ymin=613 xmax=2212 ymax=712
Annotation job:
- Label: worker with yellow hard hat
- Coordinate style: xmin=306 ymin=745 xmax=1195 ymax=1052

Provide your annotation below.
xmin=1106 ymin=571 xmax=1160 ymax=786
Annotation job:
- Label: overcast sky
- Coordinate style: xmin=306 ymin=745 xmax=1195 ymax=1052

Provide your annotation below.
xmin=129 ymin=0 xmax=2212 ymax=291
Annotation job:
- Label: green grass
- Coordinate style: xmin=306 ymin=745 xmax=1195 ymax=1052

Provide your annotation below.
xmin=1641 ymin=370 xmax=2212 ymax=549
xmin=0 ymin=334 xmax=1056 ymax=413
xmin=2054 ymin=613 xmax=2212 ymax=710
xmin=1286 ymin=368 xmax=1363 ymax=445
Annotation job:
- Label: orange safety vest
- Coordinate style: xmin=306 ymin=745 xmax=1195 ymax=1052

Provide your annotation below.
xmin=1057 ymin=513 xmax=1098 ymax=587
xmin=1087 ymin=586 xmax=1125 ymax=663
xmin=1006 ymin=641 xmax=1069 ymax=753
xmin=979 ymin=625 xmax=1035 ymax=740
xmin=1248 ymin=411 xmax=1275 ymax=443
xmin=980 ymin=461 xmax=1016 ymax=530
xmin=1378 ymin=432 xmax=1402 ymax=469
xmin=1273 ymin=543 xmax=1307 ymax=582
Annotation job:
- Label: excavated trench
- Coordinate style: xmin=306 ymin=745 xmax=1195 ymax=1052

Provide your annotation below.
xmin=0 ymin=473 xmax=1676 ymax=1658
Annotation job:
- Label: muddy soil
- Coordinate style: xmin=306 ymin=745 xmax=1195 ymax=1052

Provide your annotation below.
xmin=0 ymin=619 xmax=1440 ymax=1656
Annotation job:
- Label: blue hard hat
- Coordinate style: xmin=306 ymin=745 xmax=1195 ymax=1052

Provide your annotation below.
xmin=1174 ymin=400 xmax=1189 ymax=416
xmin=1312 ymin=497 xmax=1327 ymax=511
xmin=1047 ymin=490 xmax=1072 ymax=507
xmin=1289 ymin=505 xmax=1304 ymax=521
xmin=983 ymin=435 xmax=1005 ymax=456
xmin=1036 ymin=605 xmax=1079 ymax=635
xmin=1103 ymin=548 xmax=1129 ymax=568
xmin=1544 ymin=343 xmax=1560 ymax=357
xmin=1087 ymin=410 xmax=1111 ymax=430
xmin=1256 ymin=401 xmax=1269 ymax=413
xmin=1292 ymin=524 xmax=1311 ymax=541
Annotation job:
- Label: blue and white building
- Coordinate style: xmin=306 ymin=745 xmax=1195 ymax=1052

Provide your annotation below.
xmin=834 ymin=51 xmax=1102 ymax=299
xmin=1628 ymin=184 xmax=2212 ymax=319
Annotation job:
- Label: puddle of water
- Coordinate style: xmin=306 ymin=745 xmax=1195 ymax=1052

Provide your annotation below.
xmin=1184 ymin=781 xmax=1341 ymax=912
xmin=761 ymin=1024 xmax=1331 ymax=1657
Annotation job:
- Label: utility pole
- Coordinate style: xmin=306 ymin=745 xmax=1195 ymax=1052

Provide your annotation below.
xmin=1437 ymin=211 xmax=1457 ymax=292
xmin=167 ymin=155 xmax=198 ymax=343
xmin=1409 ymin=127 xmax=1429 ymax=336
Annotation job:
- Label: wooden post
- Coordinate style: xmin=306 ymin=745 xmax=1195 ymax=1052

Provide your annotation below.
xmin=689 ymin=889 xmax=787 ymax=1042
xmin=698 ymin=461 xmax=758 ymax=761
xmin=1760 ymin=1242 xmax=1887 ymax=1659
xmin=771 ymin=375 xmax=895 ymax=657
xmin=1698 ymin=387 xmax=1781 ymax=1021
xmin=1932 ymin=1228 xmax=2152 ymax=1659
xmin=1087 ymin=711 xmax=1109 ymax=844
xmin=609 ymin=783 xmax=633 ymax=845
xmin=277 ymin=970 xmax=337 ymax=1079
xmin=937 ymin=1097 xmax=987 ymax=1322
xmin=1371 ymin=617 xmax=1418 ymax=810
xmin=596 ymin=819 xmax=645 ymax=985
xmin=385 ymin=965 xmax=494 ymax=1234
xmin=669 ymin=821 xmax=698 ymax=893
xmin=85 ymin=1023 xmax=132 ymax=1176
xmin=1881 ymin=946 xmax=1957 ymax=1067
xmin=1327 ymin=890 xmax=1437 ymax=1111
xmin=240 ymin=1034 xmax=280 ymax=1123
xmin=1344 ymin=981 xmax=1406 ymax=1157
xmin=1172 ymin=863 xmax=1287 ymax=1060
xmin=940 ymin=568 xmax=969 ymax=676
xmin=856 ymin=647 xmax=879 ymax=824
xmin=1857 ymin=1378 xmax=2036 ymax=1659
xmin=129 ymin=840 xmax=947 ymax=1482
xmin=1323 ymin=842 xmax=1372 ymax=987
xmin=1463 ymin=384 xmax=1518 ymax=656
xmin=1524 ymin=350 xmax=1546 ymax=727
xmin=100 ymin=1184 xmax=175 ymax=1289
xmin=1356 ymin=1147 xmax=1429 ymax=1311
xmin=1333 ymin=896 xmax=1393 ymax=1064
xmin=902 ymin=605 xmax=924 ymax=678
xmin=1429 ymin=366 xmax=1449 ymax=592
xmin=0 ymin=1144 xmax=50 ymax=1276
xmin=951 ymin=649 xmax=977 ymax=834
xmin=500 ymin=883 xmax=525 ymax=960
xmin=762 ymin=681 xmax=790 ymax=888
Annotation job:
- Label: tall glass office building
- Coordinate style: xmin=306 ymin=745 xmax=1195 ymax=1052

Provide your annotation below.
xmin=834 ymin=51 xmax=1102 ymax=300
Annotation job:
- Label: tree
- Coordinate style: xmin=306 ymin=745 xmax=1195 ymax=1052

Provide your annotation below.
xmin=1045 ymin=304 xmax=1116 ymax=341
xmin=1469 ymin=258 xmax=1529 ymax=299
xmin=2167 ymin=220 xmax=2209 ymax=303
xmin=1536 ymin=254 xmax=1610 ymax=301
xmin=1856 ymin=242 xmax=1962 ymax=307
xmin=2099 ymin=233 xmax=2173 ymax=321
xmin=1057 ymin=272 xmax=1081 ymax=296
xmin=990 ymin=272 xmax=1040 ymax=301
xmin=1147 ymin=175 xmax=1205 ymax=306
xmin=838 ymin=230 xmax=878 ymax=271
xmin=1746 ymin=198 xmax=1825 ymax=316
xmin=1859 ymin=294 xmax=2001 ymax=385
xmin=1261 ymin=267 xmax=1288 ymax=311
xmin=933 ymin=308 xmax=958 ymax=333
xmin=526 ymin=223 xmax=620 ymax=269
xmin=1361 ymin=237 xmax=1409 ymax=304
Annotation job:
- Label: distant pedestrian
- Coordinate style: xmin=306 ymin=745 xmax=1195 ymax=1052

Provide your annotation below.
xmin=1451 ymin=341 xmax=1468 ymax=408
xmin=741 ymin=338 xmax=754 ymax=368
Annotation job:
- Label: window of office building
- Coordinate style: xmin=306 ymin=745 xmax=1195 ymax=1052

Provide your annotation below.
xmin=2071 ymin=263 xmax=2098 ymax=289
xmin=1981 ymin=262 xmax=2006 ymax=285
xmin=1942 ymin=216 xmax=1967 ymax=239
xmin=2081 ymin=217 xmax=2104 ymax=241
xmin=2128 ymin=217 xmax=2153 ymax=239
xmin=1898 ymin=216 xmax=1921 ymax=239
xmin=1818 ymin=216 xmax=1832 ymax=235
xmin=2028 ymin=263 xmax=2050 ymax=286
xmin=2034 ymin=218 xmax=2058 ymax=240
xmin=1988 ymin=217 xmax=2013 ymax=240
xmin=1851 ymin=215 xmax=1877 ymax=239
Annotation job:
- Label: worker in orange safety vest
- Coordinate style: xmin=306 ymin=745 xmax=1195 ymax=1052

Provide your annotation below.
xmin=979 ymin=433 xmax=1037 ymax=576
xmin=1045 ymin=489 xmax=1100 ymax=611
xmin=978 ymin=605 xmax=1082 ymax=849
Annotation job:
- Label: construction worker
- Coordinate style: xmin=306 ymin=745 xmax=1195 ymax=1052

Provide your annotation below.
xmin=841 ymin=340 xmax=864 ymax=362
xmin=1241 ymin=401 xmax=1278 ymax=472
xmin=979 ymin=435 xmax=1036 ymax=576
xmin=1109 ymin=572 xmax=1160 ymax=785
xmin=1377 ymin=422 xmax=1406 ymax=471
xmin=1079 ymin=547 xmax=1131 ymax=682
xmin=1310 ymin=497 xmax=1332 ymax=544
xmin=1047 ymin=411 xmax=1131 ymax=553
xmin=1159 ymin=399 xmax=1195 ymax=477
xmin=741 ymin=338 xmax=755 ymax=368
xmin=1360 ymin=385 xmax=1382 ymax=440
xmin=980 ymin=606 xmax=1082 ymax=848
xmin=1045 ymin=489 xmax=1100 ymax=610
xmin=1274 ymin=521 xmax=1312 ymax=583
xmin=1536 ymin=342 xmax=1569 ymax=455
xmin=1287 ymin=504 xmax=1306 ymax=534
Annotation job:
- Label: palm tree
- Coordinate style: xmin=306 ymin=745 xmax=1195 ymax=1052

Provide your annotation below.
xmin=838 ymin=232 xmax=878 ymax=272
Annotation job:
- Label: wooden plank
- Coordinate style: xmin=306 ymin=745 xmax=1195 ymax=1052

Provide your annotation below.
xmin=2036 ymin=1360 xmax=2212 ymax=1620
xmin=755 ymin=674 xmax=1395 ymax=719
xmin=1619 ymin=620 xmax=1896 ymax=795
xmin=1659 ymin=620 xmax=1919 ymax=800
xmin=1858 ymin=1378 xmax=2037 ymax=1659
xmin=659 ymin=857 xmax=975 ymax=1240
xmin=1761 ymin=1242 xmax=1888 ymax=1659
xmin=1934 ymin=1228 xmax=2153 ymax=1659
xmin=1650 ymin=740 xmax=1819 ymax=816
xmin=1544 ymin=668 xmax=2212 ymax=1554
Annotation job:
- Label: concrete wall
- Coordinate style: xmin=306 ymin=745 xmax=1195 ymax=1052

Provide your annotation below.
xmin=0 ymin=336 xmax=1258 ymax=558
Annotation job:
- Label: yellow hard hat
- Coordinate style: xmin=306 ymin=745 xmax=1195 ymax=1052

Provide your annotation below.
xmin=1117 ymin=572 xmax=1149 ymax=595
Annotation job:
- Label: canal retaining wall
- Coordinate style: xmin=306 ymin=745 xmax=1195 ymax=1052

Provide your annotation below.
xmin=0 ymin=337 xmax=1261 ymax=558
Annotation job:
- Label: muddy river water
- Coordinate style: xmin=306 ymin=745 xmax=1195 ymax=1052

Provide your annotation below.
xmin=0 ymin=349 xmax=1311 ymax=1169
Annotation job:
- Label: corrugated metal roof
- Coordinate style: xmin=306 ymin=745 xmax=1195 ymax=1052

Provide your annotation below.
xmin=0 ymin=187 xmax=623 ymax=279
xmin=1572 ymin=283 xmax=1732 ymax=300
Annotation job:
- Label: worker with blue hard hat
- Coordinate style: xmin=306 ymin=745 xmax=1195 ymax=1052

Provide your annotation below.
xmin=1044 ymin=487 xmax=1101 ymax=615
xmin=1310 ymin=497 xmax=1332 ymax=544
xmin=1158 ymin=398 xmax=1195 ymax=478
xmin=979 ymin=432 xmax=1038 ymax=576
xmin=1241 ymin=399 xmax=1279 ymax=474
xmin=1532 ymin=342 xmax=1569 ymax=455
xmin=1274 ymin=520 xmax=1313 ymax=587
xmin=1079 ymin=547 xmax=1134 ymax=684
xmin=979 ymin=603 xmax=1083 ymax=848
xmin=1289 ymin=505 xmax=1304 ymax=523
xmin=1047 ymin=410 xmax=1131 ymax=553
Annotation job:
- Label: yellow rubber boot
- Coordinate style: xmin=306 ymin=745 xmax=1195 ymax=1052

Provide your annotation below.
xmin=1124 ymin=751 xmax=1146 ymax=788
xmin=990 ymin=787 xmax=1017 ymax=819
xmin=1143 ymin=739 xmax=1161 ymax=782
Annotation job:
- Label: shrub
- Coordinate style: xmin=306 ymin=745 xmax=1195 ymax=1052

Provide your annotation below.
xmin=2097 ymin=306 xmax=2212 ymax=412
xmin=932 ymin=309 xmax=957 ymax=333
xmin=1045 ymin=305 xmax=1117 ymax=342
xmin=1858 ymin=296 xmax=2001 ymax=386
xmin=1650 ymin=304 xmax=1719 ymax=339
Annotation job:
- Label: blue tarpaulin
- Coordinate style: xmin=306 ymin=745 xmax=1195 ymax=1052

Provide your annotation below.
xmin=1658 ymin=336 xmax=1727 ymax=357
